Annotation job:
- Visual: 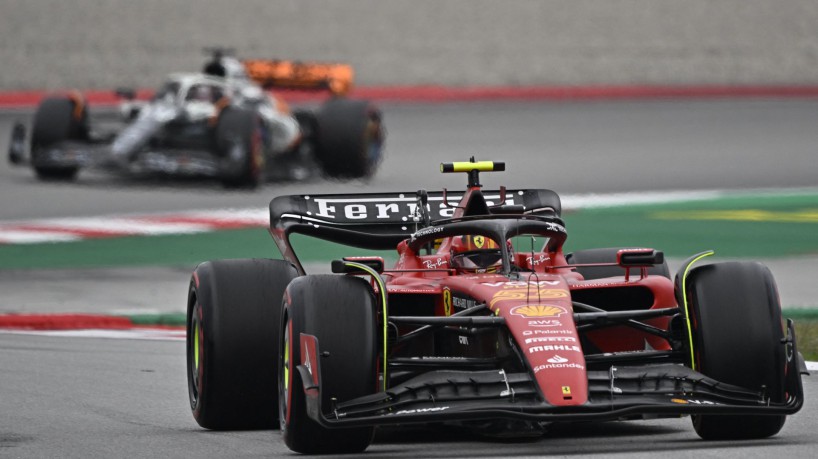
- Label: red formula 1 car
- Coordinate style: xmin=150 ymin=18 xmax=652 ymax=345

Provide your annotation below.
xmin=186 ymin=160 xmax=805 ymax=454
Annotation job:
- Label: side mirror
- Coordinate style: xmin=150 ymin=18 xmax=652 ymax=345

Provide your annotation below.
xmin=617 ymin=248 xmax=663 ymax=267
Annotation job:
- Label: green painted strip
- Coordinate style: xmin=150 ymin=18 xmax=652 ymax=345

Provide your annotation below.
xmin=563 ymin=192 xmax=818 ymax=257
xmin=783 ymin=309 xmax=818 ymax=321
xmin=1 ymin=190 xmax=817 ymax=270
xmin=122 ymin=313 xmax=187 ymax=327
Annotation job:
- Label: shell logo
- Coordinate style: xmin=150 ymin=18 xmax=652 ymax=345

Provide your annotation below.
xmin=489 ymin=289 xmax=568 ymax=308
xmin=511 ymin=304 xmax=567 ymax=318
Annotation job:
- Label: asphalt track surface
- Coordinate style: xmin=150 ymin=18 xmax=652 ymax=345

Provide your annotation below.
xmin=1 ymin=99 xmax=817 ymax=457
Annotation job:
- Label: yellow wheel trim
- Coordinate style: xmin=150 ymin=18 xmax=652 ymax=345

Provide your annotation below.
xmin=680 ymin=250 xmax=714 ymax=370
xmin=194 ymin=320 xmax=201 ymax=371
xmin=283 ymin=324 xmax=290 ymax=395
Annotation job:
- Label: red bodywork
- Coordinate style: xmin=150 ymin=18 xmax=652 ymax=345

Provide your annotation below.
xmin=378 ymin=185 xmax=674 ymax=405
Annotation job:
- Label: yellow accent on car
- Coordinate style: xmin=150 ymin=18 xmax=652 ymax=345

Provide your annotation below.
xmin=443 ymin=289 xmax=452 ymax=316
xmin=440 ymin=161 xmax=500 ymax=173
xmin=562 ymin=386 xmax=572 ymax=396
xmin=681 ymin=250 xmax=714 ymax=370
xmin=343 ymin=261 xmax=388 ymax=392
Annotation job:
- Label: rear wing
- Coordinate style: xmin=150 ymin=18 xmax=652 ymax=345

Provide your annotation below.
xmin=269 ymin=189 xmax=561 ymax=271
xmin=242 ymin=59 xmax=353 ymax=96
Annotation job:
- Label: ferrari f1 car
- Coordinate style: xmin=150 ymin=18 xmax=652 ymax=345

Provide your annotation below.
xmin=186 ymin=160 xmax=805 ymax=454
xmin=7 ymin=50 xmax=384 ymax=187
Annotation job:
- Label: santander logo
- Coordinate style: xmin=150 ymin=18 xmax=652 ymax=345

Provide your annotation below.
xmin=547 ymin=355 xmax=568 ymax=364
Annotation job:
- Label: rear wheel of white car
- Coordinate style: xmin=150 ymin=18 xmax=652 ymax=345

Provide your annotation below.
xmin=566 ymin=247 xmax=670 ymax=280
xmin=315 ymin=99 xmax=384 ymax=178
xmin=187 ymin=258 xmax=297 ymax=429
xmin=686 ymin=262 xmax=787 ymax=439
xmin=279 ymin=275 xmax=377 ymax=454
xmin=215 ymin=108 xmax=263 ymax=188
xmin=30 ymin=96 xmax=86 ymax=181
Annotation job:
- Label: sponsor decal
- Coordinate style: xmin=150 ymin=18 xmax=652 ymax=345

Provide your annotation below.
xmin=522 ymin=329 xmax=573 ymax=336
xmin=452 ymin=296 xmax=477 ymax=310
xmin=392 ymin=406 xmax=450 ymax=415
xmin=310 ymin=194 xmax=516 ymax=221
xmin=422 ymin=258 xmax=447 ymax=269
xmin=510 ymin=304 xmax=566 ymax=318
xmin=388 ymin=288 xmax=439 ymax=294
xmin=528 ymin=345 xmax=581 ymax=354
xmin=533 ymin=362 xmax=585 ymax=373
xmin=443 ymin=288 xmax=452 ymax=316
xmin=472 ymin=235 xmax=486 ymax=248
xmin=416 ymin=356 xmax=468 ymax=360
xmin=483 ymin=280 xmax=562 ymax=287
xmin=562 ymin=386 xmax=572 ymax=396
xmin=526 ymin=253 xmax=550 ymax=266
xmin=303 ymin=341 xmax=313 ymax=376
xmin=489 ymin=289 xmax=568 ymax=308
xmin=527 ymin=319 xmax=562 ymax=328
xmin=458 ymin=336 xmax=469 ymax=345
xmin=577 ymin=281 xmax=628 ymax=289
xmin=412 ymin=226 xmax=443 ymax=239
xmin=670 ymin=398 xmax=721 ymax=405
xmin=548 ymin=355 xmax=569 ymax=364
xmin=524 ymin=336 xmax=576 ymax=344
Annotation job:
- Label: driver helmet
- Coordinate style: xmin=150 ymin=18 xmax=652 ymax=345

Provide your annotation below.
xmin=450 ymin=235 xmax=504 ymax=273
xmin=188 ymin=84 xmax=213 ymax=102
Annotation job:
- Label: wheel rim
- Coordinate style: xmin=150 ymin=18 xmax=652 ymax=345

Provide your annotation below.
xmin=279 ymin=314 xmax=291 ymax=426
xmin=188 ymin=301 xmax=203 ymax=407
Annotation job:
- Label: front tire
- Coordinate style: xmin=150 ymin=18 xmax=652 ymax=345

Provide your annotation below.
xmin=315 ymin=99 xmax=384 ymax=179
xmin=187 ymin=258 xmax=297 ymax=430
xmin=279 ymin=275 xmax=377 ymax=454
xmin=686 ymin=262 xmax=787 ymax=439
xmin=30 ymin=96 xmax=87 ymax=181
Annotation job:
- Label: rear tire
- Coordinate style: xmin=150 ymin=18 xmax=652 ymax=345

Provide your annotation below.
xmin=566 ymin=247 xmax=670 ymax=280
xmin=279 ymin=275 xmax=377 ymax=454
xmin=215 ymin=108 xmax=263 ymax=188
xmin=30 ymin=97 xmax=86 ymax=180
xmin=315 ymin=99 xmax=384 ymax=178
xmin=686 ymin=262 xmax=787 ymax=440
xmin=187 ymin=259 xmax=298 ymax=430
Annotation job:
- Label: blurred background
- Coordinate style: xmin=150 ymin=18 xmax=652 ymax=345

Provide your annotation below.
xmin=1 ymin=0 xmax=817 ymax=305
xmin=1 ymin=2 xmax=817 ymax=456
xmin=3 ymin=0 xmax=818 ymax=89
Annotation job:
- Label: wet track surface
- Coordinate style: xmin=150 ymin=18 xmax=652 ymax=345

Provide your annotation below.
xmin=1 ymin=99 xmax=817 ymax=457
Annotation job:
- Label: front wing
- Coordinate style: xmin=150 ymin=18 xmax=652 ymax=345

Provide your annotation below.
xmin=296 ymin=321 xmax=805 ymax=428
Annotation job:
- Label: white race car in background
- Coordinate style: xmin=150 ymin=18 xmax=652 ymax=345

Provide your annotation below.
xmin=8 ymin=50 xmax=385 ymax=188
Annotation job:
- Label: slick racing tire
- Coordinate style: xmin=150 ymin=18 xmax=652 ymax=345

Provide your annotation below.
xmin=279 ymin=275 xmax=377 ymax=454
xmin=215 ymin=108 xmax=264 ymax=189
xmin=566 ymin=247 xmax=670 ymax=280
xmin=686 ymin=262 xmax=787 ymax=440
xmin=30 ymin=96 xmax=87 ymax=181
xmin=187 ymin=259 xmax=298 ymax=430
xmin=315 ymin=99 xmax=384 ymax=179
